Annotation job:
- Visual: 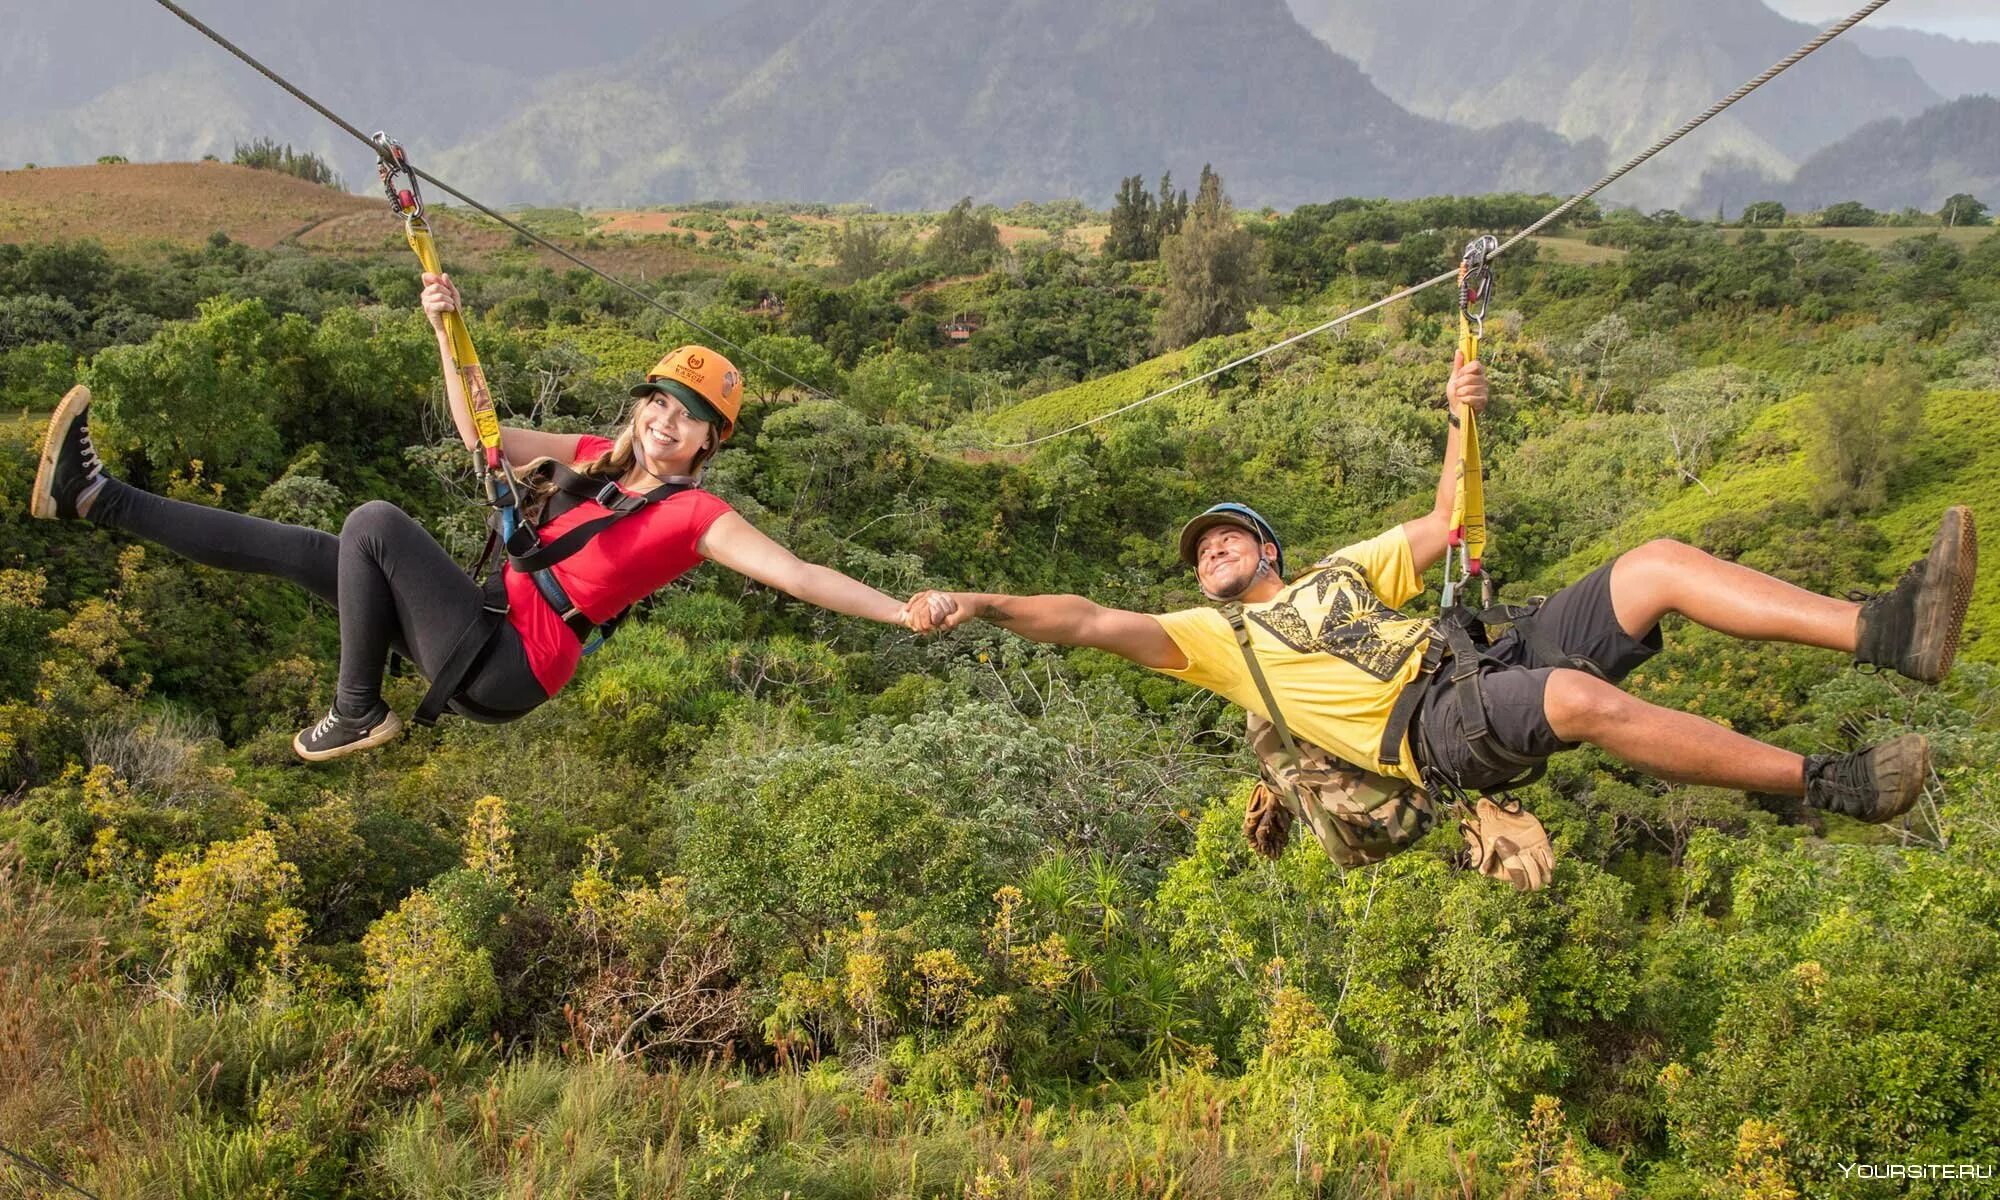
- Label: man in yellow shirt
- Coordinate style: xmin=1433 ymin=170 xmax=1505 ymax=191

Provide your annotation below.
xmin=913 ymin=353 xmax=1974 ymax=825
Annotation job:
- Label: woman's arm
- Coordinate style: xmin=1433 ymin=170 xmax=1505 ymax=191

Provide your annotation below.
xmin=697 ymin=511 xmax=909 ymax=625
xmin=421 ymin=272 xmax=585 ymax=465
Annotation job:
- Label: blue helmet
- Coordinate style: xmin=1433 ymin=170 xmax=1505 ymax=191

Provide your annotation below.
xmin=1178 ymin=502 xmax=1285 ymax=578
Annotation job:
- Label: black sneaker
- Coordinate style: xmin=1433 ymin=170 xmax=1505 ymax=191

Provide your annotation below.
xmin=1803 ymin=734 xmax=1929 ymax=824
xmin=1854 ymin=507 xmax=1977 ymax=684
xmin=293 ymin=702 xmax=404 ymax=763
xmin=31 ymin=385 xmax=108 ymax=520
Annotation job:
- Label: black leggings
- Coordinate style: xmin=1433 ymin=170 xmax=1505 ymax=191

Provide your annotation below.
xmin=89 ymin=481 xmax=548 ymax=720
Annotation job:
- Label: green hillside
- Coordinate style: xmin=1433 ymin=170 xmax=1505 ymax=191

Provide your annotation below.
xmin=979 ymin=346 xmax=1194 ymax=442
xmin=3 ymin=189 xmax=1999 ymax=1196
xmin=1548 ymin=387 xmax=2000 ymax=663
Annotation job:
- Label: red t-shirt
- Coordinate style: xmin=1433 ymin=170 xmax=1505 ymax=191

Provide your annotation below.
xmin=504 ymin=435 xmax=733 ymax=696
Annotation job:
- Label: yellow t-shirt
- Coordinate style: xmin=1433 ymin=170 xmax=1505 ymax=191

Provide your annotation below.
xmin=1152 ymin=526 xmax=1434 ymax=784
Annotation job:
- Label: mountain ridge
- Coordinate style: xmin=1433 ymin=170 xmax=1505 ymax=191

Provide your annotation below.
xmin=430 ymin=0 xmax=1603 ymax=209
xmin=1850 ymin=24 xmax=2000 ymax=101
xmin=2 ymin=0 xmax=1960 ymax=211
xmin=1284 ymin=0 xmax=1938 ymax=208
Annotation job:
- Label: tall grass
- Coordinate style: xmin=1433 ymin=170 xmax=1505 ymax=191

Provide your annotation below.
xmin=2 ymin=855 xmax=1513 ymax=1198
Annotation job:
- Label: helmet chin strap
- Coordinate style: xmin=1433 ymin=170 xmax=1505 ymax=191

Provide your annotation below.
xmin=1202 ymin=557 xmax=1272 ymax=602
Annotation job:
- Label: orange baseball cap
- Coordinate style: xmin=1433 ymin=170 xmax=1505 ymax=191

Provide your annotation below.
xmin=630 ymin=345 xmax=744 ymax=440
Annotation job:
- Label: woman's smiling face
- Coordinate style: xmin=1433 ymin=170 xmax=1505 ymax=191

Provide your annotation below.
xmin=630 ymin=390 xmax=715 ymax=473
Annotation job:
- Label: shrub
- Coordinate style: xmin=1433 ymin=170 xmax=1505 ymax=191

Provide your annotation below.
xmin=361 ymin=888 xmax=500 ymax=1040
xmin=231 ymin=137 xmax=343 ymax=189
xmin=145 ymin=829 xmax=302 ymax=997
xmin=1801 ymin=364 xmax=1925 ymax=515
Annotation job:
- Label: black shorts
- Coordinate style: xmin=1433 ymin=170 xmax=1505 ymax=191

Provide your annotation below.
xmin=1411 ymin=562 xmax=1662 ymax=792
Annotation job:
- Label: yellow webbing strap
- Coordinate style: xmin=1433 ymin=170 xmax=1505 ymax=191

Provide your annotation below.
xmin=375 ymin=134 xmax=504 ymax=467
xmin=1446 ymin=236 xmax=1498 ymax=597
xmin=1450 ymin=301 xmax=1487 ymax=574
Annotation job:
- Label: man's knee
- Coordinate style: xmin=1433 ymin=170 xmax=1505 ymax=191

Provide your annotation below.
xmin=1608 ymin=538 xmax=1711 ymax=620
xmin=1541 ymin=668 xmax=1631 ymax=741
xmin=1618 ymin=538 xmax=1705 ymax=580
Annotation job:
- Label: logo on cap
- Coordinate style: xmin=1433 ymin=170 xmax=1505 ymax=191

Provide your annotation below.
xmin=686 ymin=354 xmax=706 ymax=371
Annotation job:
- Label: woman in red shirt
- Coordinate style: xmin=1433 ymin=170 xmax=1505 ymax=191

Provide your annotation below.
xmin=33 ymin=272 xmax=932 ymax=761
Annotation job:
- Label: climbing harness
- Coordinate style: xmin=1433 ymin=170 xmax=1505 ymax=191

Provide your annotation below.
xmin=1000 ymin=0 xmax=1899 ymax=449
xmin=1385 ymin=238 xmax=1609 ymax=800
xmin=364 ymin=133 xmax=695 ymax=724
xmin=1379 ymin=237 xmax=1537 ymax=797
xmin=419 ymin=460 xmax=696 ymax=725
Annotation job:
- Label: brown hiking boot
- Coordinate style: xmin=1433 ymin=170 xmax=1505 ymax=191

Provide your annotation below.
xmin=1802 ymin=734 xmax=1929 ymax=824
xmin=1854 ymin=506 xmax=1977 ymax=684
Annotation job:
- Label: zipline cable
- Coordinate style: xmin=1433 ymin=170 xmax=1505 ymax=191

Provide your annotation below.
xmin=0 ymin=1142 xmax=102 ymax=1200
xmin=150 ymin=0 xmax=835 ymax=402
xmin=1001 ymin=0 xmax=1897 ymax=448
xmin=1490 ymin=0 xmax=1895 ymax=255
xmin=1003 ymin=268 xmax=1460 ymax=447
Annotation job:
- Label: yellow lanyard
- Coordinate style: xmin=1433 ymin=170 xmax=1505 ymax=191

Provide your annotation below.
xmin=374 ymin=135 xmax=506 ymax=472
xmin=1444 ymin=236 xmax=1498 ymax=610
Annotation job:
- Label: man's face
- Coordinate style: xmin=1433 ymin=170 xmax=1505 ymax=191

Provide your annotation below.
xmin=1195 ymin=525 xmax=1273 ymax=597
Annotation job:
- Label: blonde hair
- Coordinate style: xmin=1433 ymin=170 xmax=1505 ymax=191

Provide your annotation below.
xmin=518 ymin=398 xmax=718 ymax=523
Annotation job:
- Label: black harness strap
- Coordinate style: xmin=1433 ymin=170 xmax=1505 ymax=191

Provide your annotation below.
xmin=1435 ymin=612 xmax=1546 ymax=790
xmin=1376 ymin=596 xmax=1606 ymax=795
xmin=1378 ymin=637 xmax=1447 ymax=768
xmin=415 ymin=461 xmax=693 ymax=726
xmin=415 ymin=574 xmax=511 ymax=726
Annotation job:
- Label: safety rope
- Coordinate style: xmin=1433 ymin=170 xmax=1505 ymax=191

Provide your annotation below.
xmin=0 ymin=1142 xmax=102 ymax=1200
xmin=1443 ymin=236 xmax=1497 ymax=610
xmin=1001 ymin=0 xmax=1897 ymax=448
xmin=150 ymin=0 xmax=835 ymax=402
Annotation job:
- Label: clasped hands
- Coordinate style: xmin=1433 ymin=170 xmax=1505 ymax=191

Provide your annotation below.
xmin=898 ymin=589 xmax=970 ymax=634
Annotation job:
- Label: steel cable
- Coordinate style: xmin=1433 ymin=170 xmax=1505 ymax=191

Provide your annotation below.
xmin=152 ymin=0 xmax=835 ymax=400
xmin=1001 ymin=0 xmax=1897 ymax=448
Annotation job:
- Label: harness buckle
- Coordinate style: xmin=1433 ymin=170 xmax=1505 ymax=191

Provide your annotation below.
xmin=593 ymin=480 xmax=622 ymax=508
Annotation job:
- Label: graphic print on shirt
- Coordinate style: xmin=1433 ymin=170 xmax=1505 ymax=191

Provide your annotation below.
xmin=1247 ymin=557 xmax=1429 ymax=681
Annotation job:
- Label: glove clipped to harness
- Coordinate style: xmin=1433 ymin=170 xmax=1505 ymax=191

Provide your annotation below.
xmin=1458 ymin=797 xmax=1555 ymax=891
xmin=1243 ymin=781 xmax=1295 ymax=860
xmin=1243 ymin=712 xmax=1438 ymax=868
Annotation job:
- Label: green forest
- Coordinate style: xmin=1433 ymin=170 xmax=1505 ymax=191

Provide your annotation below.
xmin=2 ymin=180 xmax=1997 ymax=1198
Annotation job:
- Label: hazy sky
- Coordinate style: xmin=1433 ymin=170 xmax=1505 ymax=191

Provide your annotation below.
xmin=1764 ymin=0 xmax=2000 ymax=42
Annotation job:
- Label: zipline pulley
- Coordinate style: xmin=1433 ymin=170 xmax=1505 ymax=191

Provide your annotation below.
xmin=1457 ymin=234 xmax=1499 ymax=355
xmin=373 ymin=132 xmax=425 ymax=224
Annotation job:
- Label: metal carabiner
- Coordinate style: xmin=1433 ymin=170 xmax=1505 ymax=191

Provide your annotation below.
xmin=1458 ymin=234 xmax=1500 ymax=340
xmin=370 ymin=132 xmax=425 ymax=223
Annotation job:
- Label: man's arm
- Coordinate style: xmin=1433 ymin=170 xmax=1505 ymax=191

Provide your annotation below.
xmin=923 ymin=591 xmax=1188 ymax=671
xmin=1401 ymin=349 xmax=1485 ymax=574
